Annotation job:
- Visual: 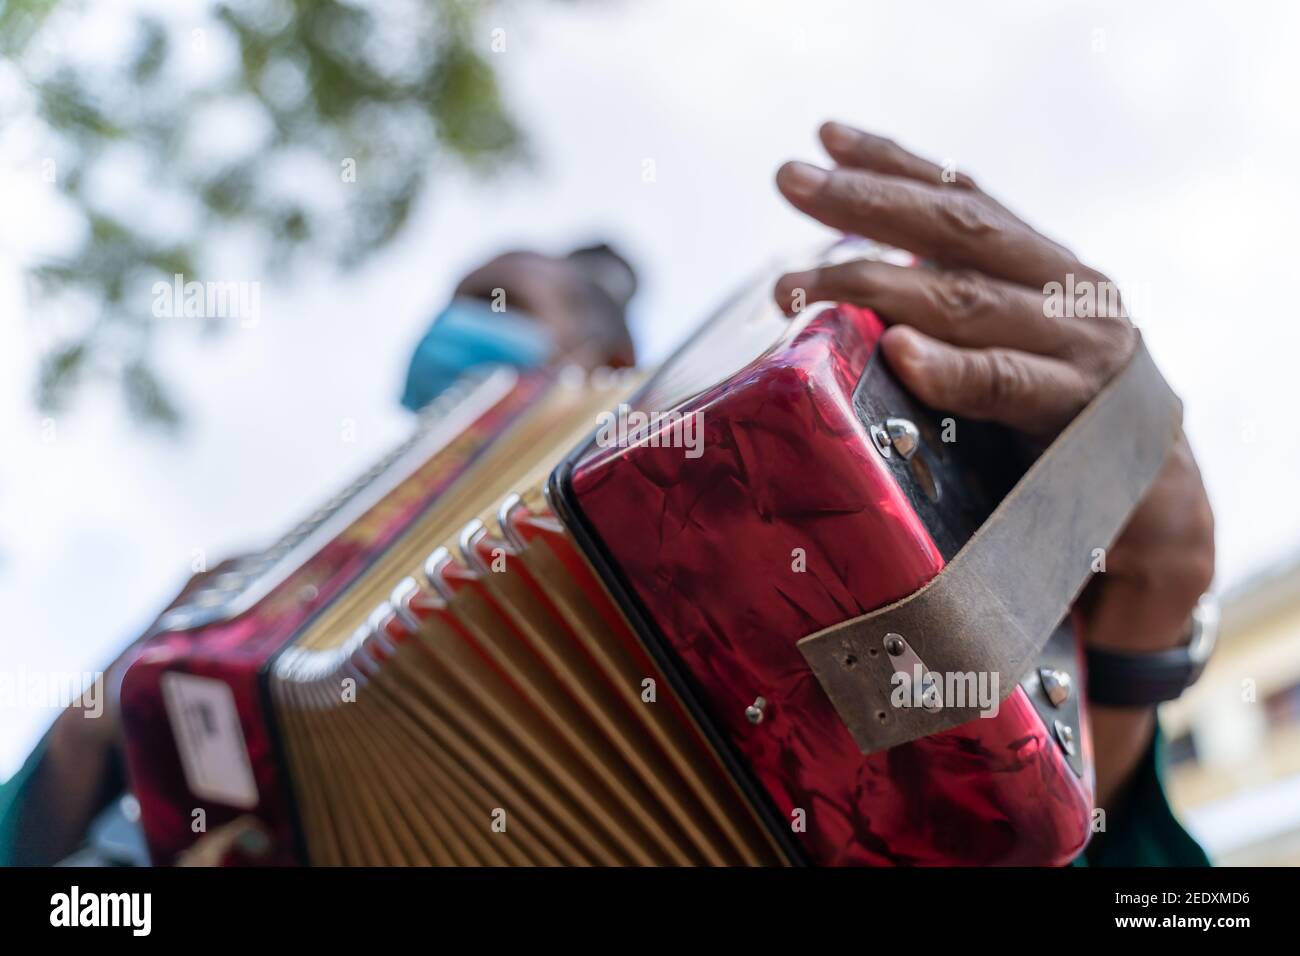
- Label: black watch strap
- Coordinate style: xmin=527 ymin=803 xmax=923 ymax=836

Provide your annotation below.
xmin=1085 ymin=598 xmax=1219 ymax=707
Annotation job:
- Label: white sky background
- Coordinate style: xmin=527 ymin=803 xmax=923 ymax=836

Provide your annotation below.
xmin=1 ymin=0 xmax=1298 ymax=777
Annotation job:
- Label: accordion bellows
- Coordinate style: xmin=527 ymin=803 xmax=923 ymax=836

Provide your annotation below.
xmin=122 ymin=246 xmax=1094 ymax=866
xmin=271 ymin=375 xmax=781 ymax=866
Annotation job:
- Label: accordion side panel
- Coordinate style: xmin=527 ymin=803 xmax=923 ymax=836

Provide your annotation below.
xmin=568 ymin=305 xmax=1094 ymax=866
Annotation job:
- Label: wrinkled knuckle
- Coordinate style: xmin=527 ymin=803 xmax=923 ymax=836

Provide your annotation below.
xmin=1068 ymin=314 xmax=1137 ymax=388
xmin=845 ymin=175 xmax=885 ymax=217
xmin=936 ymin=195 xmax=1001 ymax=255
xmin=936 ymin=269 xmax=992 ymax=322
xmin=984 ymin=351 xmax=1017 ymax=410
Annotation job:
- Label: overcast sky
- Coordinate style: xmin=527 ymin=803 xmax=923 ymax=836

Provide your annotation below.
xmin=2 ymin=0 xmax=1298 ymax=776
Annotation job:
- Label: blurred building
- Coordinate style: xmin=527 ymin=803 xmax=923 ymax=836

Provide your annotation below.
xmin=1161 ymin=553 xmax=1300 ymax=865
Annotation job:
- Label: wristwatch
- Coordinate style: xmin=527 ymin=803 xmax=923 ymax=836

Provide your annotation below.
xmin=1084 ymin=596 xmax=1220 ymax=707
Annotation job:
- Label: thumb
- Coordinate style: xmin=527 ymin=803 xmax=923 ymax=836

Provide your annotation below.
xmin=880 ymin=325 xmax=1092 ymax=438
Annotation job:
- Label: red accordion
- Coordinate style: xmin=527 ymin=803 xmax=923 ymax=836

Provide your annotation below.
xmin=121 ymin=242 xmax=1096 ymax=866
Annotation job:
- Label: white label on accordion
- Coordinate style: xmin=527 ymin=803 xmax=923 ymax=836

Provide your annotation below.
xmin=161 ymin=672 xmax=259 ymax=810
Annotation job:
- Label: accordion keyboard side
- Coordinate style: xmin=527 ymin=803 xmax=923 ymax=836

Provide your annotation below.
xmin=563 ymin=303 xmax=1095 ymax=866
xmin=119 ymin=372 xmax=547 ymax=865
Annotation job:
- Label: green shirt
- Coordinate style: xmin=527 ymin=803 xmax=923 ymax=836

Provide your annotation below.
xmin=1077 ymin=725 xmax=1210 ymax=867
xmin=0 ymin=733 xmax=50 ymax=866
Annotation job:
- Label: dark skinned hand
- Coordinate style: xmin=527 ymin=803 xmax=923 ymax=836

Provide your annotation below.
xmin=773 ymin=122 xmax=1215 ymax=810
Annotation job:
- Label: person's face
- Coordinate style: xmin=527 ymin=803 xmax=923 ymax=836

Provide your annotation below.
xmin=454 ymin=251 xmax=633 ymax=369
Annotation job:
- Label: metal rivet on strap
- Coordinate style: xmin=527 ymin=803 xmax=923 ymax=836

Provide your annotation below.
xmin=884 ymin=633 xmax=943 ymax=712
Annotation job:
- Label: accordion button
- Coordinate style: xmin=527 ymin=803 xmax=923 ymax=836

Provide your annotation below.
xmin=1053 ymin=719 xmax=1077 ymax=756
xmin=871 ymin=418 xmax=922 ymax=461
xmin=884 ymin=418 xmax=921 ymax=461
xmin=1039 ymin=668 xmax=1073 ymax=707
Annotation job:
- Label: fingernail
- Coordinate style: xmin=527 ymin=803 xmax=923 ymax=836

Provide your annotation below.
xmin=821 ymin=121 xmax=857 ymax=151
xmin=779 ymin=161 xmax=829 ymax=201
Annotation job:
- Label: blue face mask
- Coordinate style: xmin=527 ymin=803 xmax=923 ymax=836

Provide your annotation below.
xmin=401 ymin=297 xmax=553 ymax=411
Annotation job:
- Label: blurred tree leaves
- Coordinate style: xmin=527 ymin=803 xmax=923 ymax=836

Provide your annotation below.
xmin=1 ymin=0 xmax=526 ymax=426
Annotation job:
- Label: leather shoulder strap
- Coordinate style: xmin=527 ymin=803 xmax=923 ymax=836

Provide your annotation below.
xmin=796 ymin=334 xmax=1182 ymax=754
